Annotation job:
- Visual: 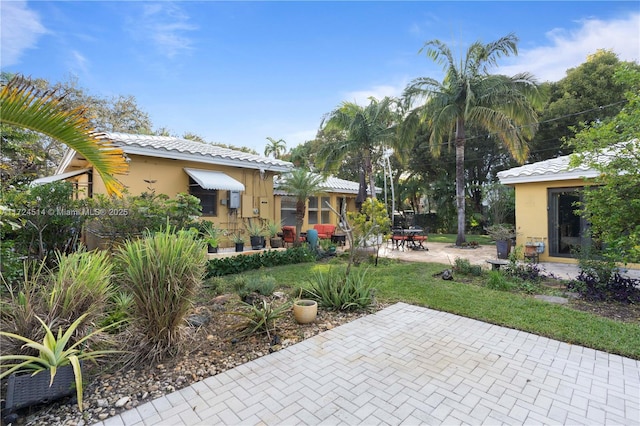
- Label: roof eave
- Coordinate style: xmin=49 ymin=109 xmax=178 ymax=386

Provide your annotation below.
xmin=498 ymin=170 xmax=599 ymax=185
xmin=123 ymin=146 xmax=293 ymax=173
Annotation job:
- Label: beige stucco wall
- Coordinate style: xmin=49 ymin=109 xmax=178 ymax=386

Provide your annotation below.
xmin=513 ymin=178 xmax=589 ymax=264
xmin=86 ymin=155 xmax=279 ymax=245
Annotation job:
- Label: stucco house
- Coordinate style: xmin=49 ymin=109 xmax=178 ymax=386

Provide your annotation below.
xmin=497 ymin=142 xmax=640 ymax=264
xmin=39 ymin=132 xmax=375 ymax=240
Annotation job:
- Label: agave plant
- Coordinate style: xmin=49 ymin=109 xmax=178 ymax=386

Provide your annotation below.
xmin=0 ymin=313 xmax=123 ymax=411
xmin=228 ymin=300 xmax=290 ymax=340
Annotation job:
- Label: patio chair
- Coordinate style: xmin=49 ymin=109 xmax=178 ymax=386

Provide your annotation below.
xmin=282 ymin=226 xmax=305 ymax=247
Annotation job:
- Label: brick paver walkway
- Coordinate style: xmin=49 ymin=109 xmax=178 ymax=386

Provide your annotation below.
xmin=96 ymin=303 xmax=640 ymax=425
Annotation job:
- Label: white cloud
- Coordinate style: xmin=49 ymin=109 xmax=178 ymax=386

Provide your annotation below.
xmin=0 ymin=0 xmax=47 ymax=67
xmin=137 ymin=2 xmax=198 ymax=59
xmin=502 ymin=13 xmax=640 ymax=82
xmin=343 ymin=83 xmax=406 ymax=106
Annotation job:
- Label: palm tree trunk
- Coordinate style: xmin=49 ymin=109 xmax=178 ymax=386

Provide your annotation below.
xmin=365 ymin=151 xmax=377 ymax=200
xmin=455 ymin=118 xmax=467 ymax=246
xmin=295 ymin=201 xmax=305 ymax=247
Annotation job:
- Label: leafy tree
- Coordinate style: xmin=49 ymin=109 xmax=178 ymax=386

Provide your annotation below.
xmin=530 ymin=49 xmax=640 ymax=162
xmin=264 ymin=137 xmax=287 ymax=159
xmin=1 ymin=76 xmax=127 ymax=196
xmin=569 ymin=64 xmax=640 ymax=263
xmin=320 ymin=97 xmax=398 ymax=200
xmin=402 ymin=33 xmax=543 ymax=245
xmin=277 ymin=168 xmax=326 ymax=245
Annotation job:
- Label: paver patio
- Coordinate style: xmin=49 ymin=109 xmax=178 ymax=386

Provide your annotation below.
xmin=95 ymin=302 xmax=640 ymax=425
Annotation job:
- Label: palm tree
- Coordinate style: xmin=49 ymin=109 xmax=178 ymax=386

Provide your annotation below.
xmin=1 ymin=75 xmax=127 ymax=196
xmin=278 ymin=168 xmax=326 ymax=245
xmin=402 ymin=33 xmax=542 ymax=246
xmin=319 ymin=97 xmax=398 ymax=200
xmin=264 ymin=137 xmax=287 ymax=159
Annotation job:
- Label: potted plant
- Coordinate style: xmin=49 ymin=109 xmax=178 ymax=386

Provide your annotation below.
xmin=319 ymin=238 xmax=337 ymax=255
xmin=0 ymin=313 xmax=122 ymax=417
xmin=200 ymin=221 xmax=221 ymax=253
xmin=485 ymin=224 xmax=516 ymax=259
xmin=266 ymin=220 xmax=283 ymax=248
xmin=245 ymin=219 xmax=266 ymax=250
xmin=231 ymin=232 xmax=245 ymax=252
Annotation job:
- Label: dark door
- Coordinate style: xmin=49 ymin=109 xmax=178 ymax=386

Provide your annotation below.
xmin=548 ymin=188 xmax=590 ymax=257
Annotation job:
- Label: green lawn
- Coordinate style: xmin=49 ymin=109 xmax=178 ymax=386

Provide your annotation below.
xmin=235 ymin=258 xmax=640 ymax=359
xmin=428 ymin=233 xmax=493 ymax=245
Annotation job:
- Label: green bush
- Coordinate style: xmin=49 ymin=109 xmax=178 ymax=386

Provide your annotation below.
xmin=486 ymin=271 xmax=516 ymax=292
xmin=233 ymin=274 xmax=276 ymax=302
xmin=305 ymin=267 xmax=374 ymax=311
xmin=115 ymin=226 xmax=207 ymax=364
xmin=99 ymin=291 xmax=133 ymax=333
xmin=452 ymin=257 xmax=483 ymax=276
xmin=206 ymin=246 xmax=315 ymax=277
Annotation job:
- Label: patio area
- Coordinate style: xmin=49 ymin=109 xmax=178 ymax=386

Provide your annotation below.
xmin=95 ymin=302 xmax=639 ymax=425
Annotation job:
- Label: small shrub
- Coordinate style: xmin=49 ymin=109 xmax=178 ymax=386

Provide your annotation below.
xmin=568 ymin=272 xmax=640 ymax=303
xmin=206 ymin=246 xmax=315 ymax=277
xmin=452 ymin=257 xmax=483 ymax=276
xmin=228 ymin=300 xmax=289 ymax=340
xmin=305 ymin=267 xmax=374 ymax=310
xmin=115 ymin=226 xmax=207 ymax=364
xmin=486 ymin=271 xmax=516 ymax=292
xmin=100 ymin=291 xmax=133 ymax=333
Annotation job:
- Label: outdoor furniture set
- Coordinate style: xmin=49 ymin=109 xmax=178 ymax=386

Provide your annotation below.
xmin=390 ymin=227 xmax=429 ymax=251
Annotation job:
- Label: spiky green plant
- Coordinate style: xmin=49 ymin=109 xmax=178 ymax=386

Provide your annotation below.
xmin=228 ymin=300 xmax=290 ymax=340
xmin=0 ymin=313 xmax=123 ymax=411
xmin=306 ymin=267 xmax=374 ymax=310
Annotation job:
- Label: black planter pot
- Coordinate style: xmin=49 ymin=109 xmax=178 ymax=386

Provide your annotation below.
xmin=250 ymin=236 xmax=265 ymax=250
xmin=235 ymin=242 xmax=244 ymax=252
xmin=496 ymin=240 xmax=511 ymax=259
xmin=207 ymin=244 xmax=218 ymax=254
xmin=4 ymin=364 xmax=77 ymax=416
xmin=270 ymin=237 xmax=283 ymax=248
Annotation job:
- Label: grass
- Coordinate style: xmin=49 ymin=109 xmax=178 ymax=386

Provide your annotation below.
xmin=239 ymin=258 xmax=640 ymax=359
xmin=428 ymin=233 xmax=493 ymax=245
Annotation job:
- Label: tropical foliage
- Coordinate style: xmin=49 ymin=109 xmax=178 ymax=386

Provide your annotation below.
xmin=0 ymin=75 xmax=128 ymax=196
xmin=277 ymin=168 xmax=326 ymax=244
xmin=402 ymin=33 xmax=543 ymax=245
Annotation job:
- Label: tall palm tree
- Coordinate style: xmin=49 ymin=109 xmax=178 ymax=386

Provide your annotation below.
xmin=402 ymin=33 xmax=542 ymax=246
xmin=1 ymin=75 xmax=127 ymax=196
xmin=319 ymin=97 xmax=398 ymax=200
xmin=278 ymin=168 xmax=326 ymax=245
xmin=264 ymin=137 xmax=287 ymax=159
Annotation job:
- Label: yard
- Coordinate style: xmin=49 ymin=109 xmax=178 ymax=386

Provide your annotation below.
xmin=8 ymin=253 xmax=639 ymax=425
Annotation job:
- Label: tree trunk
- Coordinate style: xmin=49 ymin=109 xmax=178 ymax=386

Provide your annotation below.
xmin=295 ymin=200 xmax=305 ymax=247
xmin=365 ymin=151 xmax=376 ymax=200
xmin=455 ymin=118 xmax=467 ymax=246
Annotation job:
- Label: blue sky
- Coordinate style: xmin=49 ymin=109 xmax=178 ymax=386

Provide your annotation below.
xmin=2 ymin=1 xmax=639 ymax=154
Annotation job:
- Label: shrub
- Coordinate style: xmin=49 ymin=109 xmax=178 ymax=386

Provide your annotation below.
xmin=568 ymin=272 xmax=640 ymax=303
xmin=234 ymin=274 xmax=276 ymax=303
xmin=452 ymin=257 xmax=483 ymax=276
xmin=1 ymin=250 xmax=113 ymax=352
xmin=486 ymin=271 xmax=515 ymax=292
xmin=228 ymin=300 xmax=289 ymax=340
xmin=206 ymin=246 xmax=315 ymax=277
xmin=99 ymin=291 xmax=133 ymax=333
xmin=305 ymin=267 xmax=374 ymax=311
xmin=115 ymin=226 xmax=207 ymax=364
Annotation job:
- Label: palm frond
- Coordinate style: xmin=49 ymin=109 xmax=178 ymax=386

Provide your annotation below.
xmin=0 ymin=75 xmax=127 ymax=196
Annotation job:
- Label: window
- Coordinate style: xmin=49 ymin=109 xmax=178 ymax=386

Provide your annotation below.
xmin=321 ymin=196 xmax=331 ymax=223
xmin=189 ymin=177 xmax=217 ymax=216
xmin=281 ymin=196 xmax=297 ymax=226
xmin=308 ymin=197 xmax=319 ymax=224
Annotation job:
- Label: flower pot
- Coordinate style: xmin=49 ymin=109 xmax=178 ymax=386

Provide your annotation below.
xmin=250 ymin=236 xmax=265 ymax=250
xmin=270 ymin=237 xmax=283 ymax=248
xmin=207 ymin=244 xmax=218 ymax=254
xmin=5 ymin=363 xmax=78 ymax=413
xmin=235 ymin=242 xmax=244 ymax=252
xmin=293 ymin=299 xmax=318 ymax=324
xmin=496 ymin=240 xmax=511 ymax=259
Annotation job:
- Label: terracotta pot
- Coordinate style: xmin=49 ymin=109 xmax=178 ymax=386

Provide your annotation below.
xmin=293 ymin=299 xmax=318 ymax=324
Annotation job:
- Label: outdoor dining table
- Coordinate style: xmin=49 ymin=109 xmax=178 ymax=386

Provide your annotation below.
xmin=391 ymin=228 xmax=428 ymax=250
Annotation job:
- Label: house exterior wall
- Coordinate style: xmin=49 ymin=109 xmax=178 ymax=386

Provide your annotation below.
xmin=513 ymin=178 xmax=589 ymax=264
xmin=85 ymin=154 xmax=278 ymax=244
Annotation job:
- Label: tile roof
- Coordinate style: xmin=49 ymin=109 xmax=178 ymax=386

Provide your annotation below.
xmin=497 ymin=154 xmax=598 ymax=184
xmin=498 ymin=140 xmax=638 ymax=184
xmin=274 ymin=174 xmax=381 ymax=195
xmin=98 ymin=132 xmax=293 ymax=172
